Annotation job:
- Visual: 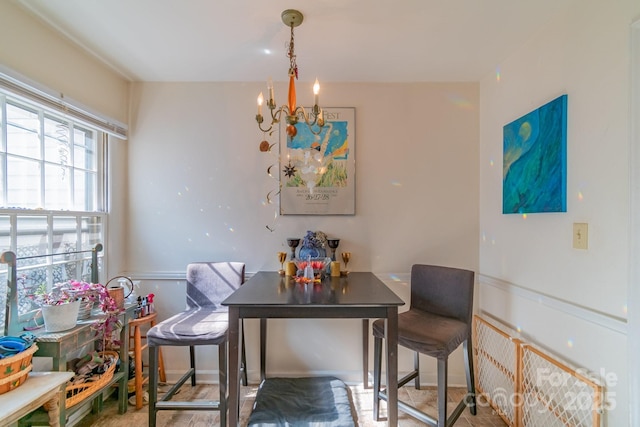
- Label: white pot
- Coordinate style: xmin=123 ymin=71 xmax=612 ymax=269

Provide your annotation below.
xmin=41 ymin=300 xmax=80 ymax=332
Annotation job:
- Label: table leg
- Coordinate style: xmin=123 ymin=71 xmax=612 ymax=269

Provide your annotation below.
xmin=228 ymin=306 xmax=240 ymax=427
xmin=386 ymin=306 xmax=398 ymax=426
xmin=51 ymin=357 xmax=67 ymax=426
xmin=260 ymin=318 xmax=267 ymax=381
xmin=241 ymin=320 xmax=247 ymax=386
xmin=49 ymin=354 xmax=67 ymax=426
xmin=43 ymin=394 xmax=61 ymax=427
xmin=362 ymin=319 xmax=370 ymax=388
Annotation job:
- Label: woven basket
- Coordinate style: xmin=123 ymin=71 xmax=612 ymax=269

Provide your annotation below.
xmin=77 ymin=298 xmax=95 ymax=320
xmin=65 ymin=351 xmax=119 ymax=408
xmin=0 ymin=344 xmax=38 ymax=395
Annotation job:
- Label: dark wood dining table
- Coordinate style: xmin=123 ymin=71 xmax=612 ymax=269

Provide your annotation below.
xmin=222 ymin=271 xmax=405 ymax=426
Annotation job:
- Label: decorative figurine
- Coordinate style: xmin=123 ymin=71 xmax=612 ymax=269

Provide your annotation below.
xmin=298 ymin=230 xmax=327 ymax=259
xmin=277 ymin=252 xmax=287 ymax=275
xmin=286 ymin=238 xmax=300 ymax=260
xmin=341 ymin=252 xmax=351 ymax=275
xmin=327 ymin=238 xmax=340 ymax=261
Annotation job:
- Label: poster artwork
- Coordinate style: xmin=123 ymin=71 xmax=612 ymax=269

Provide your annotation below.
xmin=280 ymin=107 xmax=355 ymax=215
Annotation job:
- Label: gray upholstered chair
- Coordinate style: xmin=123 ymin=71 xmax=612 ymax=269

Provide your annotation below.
xmin=147 ymin=262 xmax=245 ymax=427
xmin=372 ymin=264 xmax=476 ymax=427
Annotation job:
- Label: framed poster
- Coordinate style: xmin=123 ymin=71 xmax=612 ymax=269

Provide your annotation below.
xmin=280 ymin=107 xmax=355 ymax=215
xmin=503 ymin=95 xmax=567 ymax=214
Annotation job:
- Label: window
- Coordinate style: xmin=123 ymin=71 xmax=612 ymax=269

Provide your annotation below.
xmin=0 ymin=91 xmax=107 ymax=329
xmin=3 ymin=98 xmax=101 ymax=211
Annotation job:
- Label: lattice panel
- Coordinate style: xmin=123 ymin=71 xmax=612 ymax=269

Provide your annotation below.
xmin=474 ymin=315 xmax=604 ymax=427
xmin=521 ymin=344 xmax=603 ymax=427
xmin=473 ymin=315 xmax=521 ymax=426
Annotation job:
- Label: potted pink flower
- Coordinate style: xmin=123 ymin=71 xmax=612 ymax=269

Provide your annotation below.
xmin=31 ymin=281 xmax=122 ymax=349
xmin=29 ymin=283 xmax=81 ymax=332
xmin=66 ymin=281 xmax=122 ymax=350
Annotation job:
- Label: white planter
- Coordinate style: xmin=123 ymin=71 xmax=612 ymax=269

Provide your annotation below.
xmin=41 ymin=300 xmax=80 ymax=332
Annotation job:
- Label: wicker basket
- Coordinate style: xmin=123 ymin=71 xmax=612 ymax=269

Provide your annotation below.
xmin=0 ymin=344 xmax=38 ymax=395
xmin=65 ymin=351 xmax=119 ymax=408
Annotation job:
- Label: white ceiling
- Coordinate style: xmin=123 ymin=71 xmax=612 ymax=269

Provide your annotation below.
xmin=17 ymin=0 xmax=576 ymax=83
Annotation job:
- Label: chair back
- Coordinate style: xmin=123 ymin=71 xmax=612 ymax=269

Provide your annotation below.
xmin=186 ymin=262 xmax=245 ymax=309
xmin=410 ymin=264 xmax=474 ymax=323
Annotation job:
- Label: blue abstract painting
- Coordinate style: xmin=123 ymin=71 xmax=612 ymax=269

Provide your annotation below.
xmin=503 ymin=95 xmax=567 ymax=214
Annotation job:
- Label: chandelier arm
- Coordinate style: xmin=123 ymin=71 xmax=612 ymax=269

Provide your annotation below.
xmin=256 ymin=119 xmax=274 ymax=134
xmin=293 ymin=106 xmax=324 ymax=136
xmin=257 ymin=105 xmax=291 ymax=133
xmin=271 ymin=105 xmax=288 ymax=124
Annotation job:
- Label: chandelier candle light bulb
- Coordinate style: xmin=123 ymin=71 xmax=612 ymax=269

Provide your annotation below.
xmin=257 ymin=92 xmax=264 ymax=116
xmin=268 ymin=77 xmax=274 ymax=105
xmin=313 ymin=78 xmax=320 ymax=106
xmin=258 ymin=92 xmax=264 ymax=116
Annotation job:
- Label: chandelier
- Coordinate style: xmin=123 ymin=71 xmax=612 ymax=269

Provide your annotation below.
xmin=255 ymin=9 xmax=324 ymax=138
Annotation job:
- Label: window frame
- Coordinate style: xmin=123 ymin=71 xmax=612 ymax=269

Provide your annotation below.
xmin=1 ymin=94 xmax=106 ymax=211
xmin=0 ymin=88 xmax=109 ymax=331
xmin=0 ymin=211 xmax=107 ymax=328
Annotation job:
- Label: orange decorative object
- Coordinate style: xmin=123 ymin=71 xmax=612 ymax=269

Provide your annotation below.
xmin=296 ymin=260 xmax=326 ymax=270
xmin=286 ymin=125 xmax=297 ymax=137
xmin=294 ymin=276 xmax=321 ymax=284
xmin=288 ymin=74 xmax=296 ymax=113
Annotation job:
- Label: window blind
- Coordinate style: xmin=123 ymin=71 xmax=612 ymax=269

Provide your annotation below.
xmin=0 ymin=67 xmax=127 ymax=139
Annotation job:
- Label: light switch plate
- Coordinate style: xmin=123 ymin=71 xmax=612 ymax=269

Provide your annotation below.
xmin=573 ymin=223 xmax=588 ymax=250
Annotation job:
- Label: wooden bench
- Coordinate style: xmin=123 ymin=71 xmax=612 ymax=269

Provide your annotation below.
xmin=0 ymin=371 xmax=73 ymax=427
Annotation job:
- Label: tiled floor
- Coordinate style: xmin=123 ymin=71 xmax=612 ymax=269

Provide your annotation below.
xmin=76 ymin=382 xmax=507 ymax=426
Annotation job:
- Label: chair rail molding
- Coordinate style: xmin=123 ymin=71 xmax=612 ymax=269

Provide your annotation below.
xmin=478 ymin=274 xmax=627 ymax=335
xmin=126 ymin=270 xmax=627 ymax=334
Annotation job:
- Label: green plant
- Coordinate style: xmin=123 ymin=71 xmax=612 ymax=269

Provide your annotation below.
xmin=29 ymin=283 xmax=76 ymax=306
xmin=68 ymin=281 xmax=122 ymax=350
xmin=30 ymin=280 xmax=122 ymax=350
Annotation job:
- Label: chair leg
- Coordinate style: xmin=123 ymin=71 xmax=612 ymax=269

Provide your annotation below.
xmin=437 ymin=358 xmax=448 ymax=427
xmin=158 ymin=345 xmax=166 ymax=383
xmin=413 ymin=351 xmax=420 ymax=390
xmin=133 ymin=324 xmax=144 ymax=409
xmin=149 ymin=318 xmax=167 ymax=383
xmin=219 ymin=342 xmax=228 ymax=427
xmin=373 ymin=336 xmax=383 ymax=421
xmin=189 ymin=345 xmax=196 ymax=386
xmin=241 ymin=319 xmax=248 ymax=386
xmin=463 ymin=339 xmax=477 ymax=415
xmin=148 ymin=345 xmax=158 ymax=427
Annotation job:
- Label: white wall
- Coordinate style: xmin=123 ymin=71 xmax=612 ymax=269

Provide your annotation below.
xmin=630 ymin=18 xmax=640 ymax=427
xmin=0 ymin=0 xmax=481 ymax=389
xmin=12 ymin=1 xmax=634 ymax=420
xmin=126 ymin=81 xmax=480 ymax=384
xmin=479 ymin=1 xmax=639 ymax=425
xmin=0 ymin=2 xmax=129 ymax=124
xmin=0 ymin=2 xmax=131 ymax=278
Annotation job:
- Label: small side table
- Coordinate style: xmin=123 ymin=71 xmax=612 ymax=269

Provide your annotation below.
xmin=129 ymin=312 xmax=166 ymax=410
